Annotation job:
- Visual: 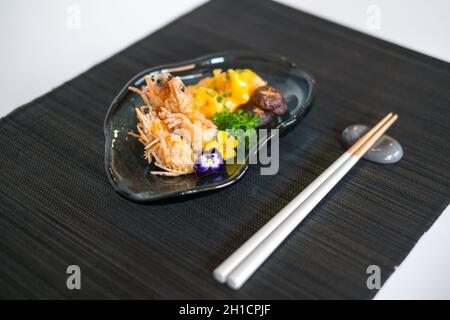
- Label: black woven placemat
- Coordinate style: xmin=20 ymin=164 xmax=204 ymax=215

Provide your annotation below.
xmin=1 ymin=0 xmax=449 ymax=299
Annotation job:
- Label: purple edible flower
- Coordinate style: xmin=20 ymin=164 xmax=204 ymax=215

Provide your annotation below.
xmin=194 ymin=148 xmax=225 ymax=175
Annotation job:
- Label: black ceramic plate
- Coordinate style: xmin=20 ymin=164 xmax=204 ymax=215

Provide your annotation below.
xmin=104 ymin=52 xmax=315 ymax=202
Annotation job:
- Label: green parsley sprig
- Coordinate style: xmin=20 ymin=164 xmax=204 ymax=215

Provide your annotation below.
xmin=212 ymin=109 xmax=260 ymax=151
xmin=211 ymin=109 xmax=260 ymax=131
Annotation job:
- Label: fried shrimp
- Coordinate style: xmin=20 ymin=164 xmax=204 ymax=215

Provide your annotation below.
xmin=129 ymin=73 xmax=217 ymax=176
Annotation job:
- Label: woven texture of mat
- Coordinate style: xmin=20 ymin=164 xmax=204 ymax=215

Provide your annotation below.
xmin=1 ymin=0 xmax=449 ymax=299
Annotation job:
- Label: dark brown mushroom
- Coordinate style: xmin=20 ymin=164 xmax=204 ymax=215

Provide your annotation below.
xmin=251 ymin=85 xmax=288 ymax=115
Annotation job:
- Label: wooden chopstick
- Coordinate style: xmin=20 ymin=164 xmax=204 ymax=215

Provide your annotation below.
xmin=214 ymin=113 xmax=398 ymax=289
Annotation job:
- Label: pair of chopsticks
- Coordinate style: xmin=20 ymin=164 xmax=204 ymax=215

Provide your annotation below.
xmin=213 ymin=112 xmax=398 ymax=289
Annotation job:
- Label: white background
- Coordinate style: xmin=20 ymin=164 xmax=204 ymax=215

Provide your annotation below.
xmin=1 ymin=0 xmax=449 ymax=299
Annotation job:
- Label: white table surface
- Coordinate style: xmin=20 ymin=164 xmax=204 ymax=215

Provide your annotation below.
xmin=1 ymin=0 xmax=449 ymax=299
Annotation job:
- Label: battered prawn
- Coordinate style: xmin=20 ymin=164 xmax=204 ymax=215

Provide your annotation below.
xmin=129 ymin=73 xmax=217 ymax=176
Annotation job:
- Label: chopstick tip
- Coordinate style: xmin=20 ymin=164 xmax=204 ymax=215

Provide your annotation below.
xmin=213 ymin=269 xmax=227 ymax=283
xmin=226 ymin=277 xmax=242 ymax=290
